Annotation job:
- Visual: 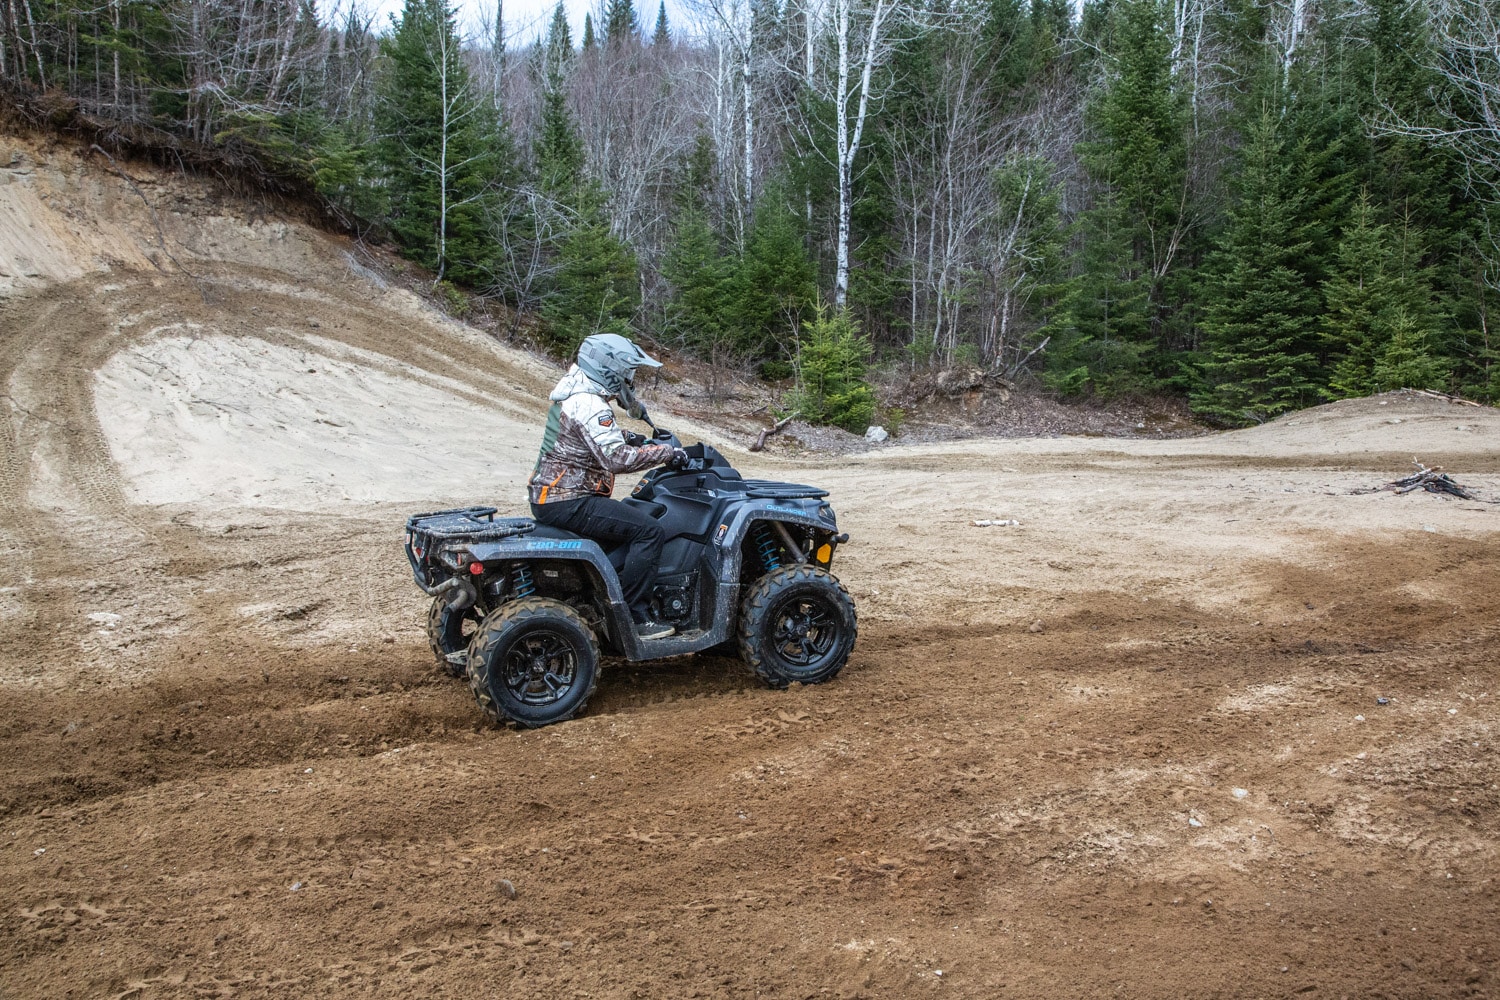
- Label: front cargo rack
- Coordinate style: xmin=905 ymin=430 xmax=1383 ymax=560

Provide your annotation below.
xmin=741 ymin=481 xmax=829 ymax=500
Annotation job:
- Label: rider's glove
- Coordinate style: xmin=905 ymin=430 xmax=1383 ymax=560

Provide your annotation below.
xmin=623 ymin=430 xmax=647 ymax=447
xmin=665 ymin=447 xmax=689 ymax=470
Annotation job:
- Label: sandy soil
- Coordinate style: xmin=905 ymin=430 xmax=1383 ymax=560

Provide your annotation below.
xmin=3 ymin=132 xmax=1500 ymax=999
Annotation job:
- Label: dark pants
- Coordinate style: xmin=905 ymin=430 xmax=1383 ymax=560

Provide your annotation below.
xmin=532 ymin=496 xmax=664 ymax=621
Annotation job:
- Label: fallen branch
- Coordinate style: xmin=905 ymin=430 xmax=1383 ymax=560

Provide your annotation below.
xmin=1003 ymin=336 xmax=1050 ymax=380
xmin=1384 ymin=460 xmax=1474 ymax=499
xmin=1404 ymin=388 xmax=1481 ymax=407
xmin=750 ymin=413 xmax=797 ymax=452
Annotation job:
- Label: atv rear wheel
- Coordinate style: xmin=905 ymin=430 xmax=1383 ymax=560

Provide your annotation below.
xmin=738 ymin=565 xmax=857 ymax=689
xmin=467 ymin=598 xmax=600 ymax=728
xmin=427 ymin=596 xmax=482 ymax=678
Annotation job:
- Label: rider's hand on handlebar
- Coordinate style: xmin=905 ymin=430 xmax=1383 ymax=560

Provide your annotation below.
xmin=665 ymin=447 xmax=689 ymax=470
xmin=623 ymin=430 xmax=647 ymax=447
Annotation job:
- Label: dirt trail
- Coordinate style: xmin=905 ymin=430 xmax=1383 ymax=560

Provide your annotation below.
xmin=3 ymin=133 xmax=1500 ymax=999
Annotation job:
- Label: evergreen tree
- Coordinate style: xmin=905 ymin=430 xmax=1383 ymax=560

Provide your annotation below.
xmin=1192 ymin=108 xmax=1320 ymax=425
xmin=529 ymin=6 xmax=639 ymax=352
xmin=790 ymin=307 xmax=877 ymax=432
xmin=1056 ymin=0 xmax=1191 ymax=394
xmin=583 ymin=12 xmax=596 ymax=50
xmin=535 ymin=87 xmax=585 ymax=195
xmin=1322 ymin=195 xmax=1447 ymax=396
xmin=604 ymin=0 xmax=638 ymax=46
xmin=535 ymin=10 xmax=583 ymax=197
xmin=1372 ymin=309 xmax=1452 ymax=391
xmin=543 ymin=197 xmax=640 ymax=352
xmin=728 ymin=193 xmax=818 ymax=362
xmin=375 ymin=0 xmax=507 ymax=283
xmin=652 ymin=1 xmax=671 ymax=46
xmin=546 ymin=2 xmax=573 ymax=62
xmin=1356 ymin=0 xmax=1485 ymax=395
xmin=662 ymin=210 xmax=732 ymax=355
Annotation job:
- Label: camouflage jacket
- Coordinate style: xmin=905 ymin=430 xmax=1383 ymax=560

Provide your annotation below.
xmin=528 ymin=366 xmax=674 ymax=505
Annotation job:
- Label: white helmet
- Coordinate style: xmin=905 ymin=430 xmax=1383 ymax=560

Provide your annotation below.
xmin=577 ymin=333 xmax=661 ymax=414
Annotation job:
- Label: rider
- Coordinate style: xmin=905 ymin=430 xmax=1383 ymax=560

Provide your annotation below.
xmin=529 ymin=333 xmax=688 ymax=640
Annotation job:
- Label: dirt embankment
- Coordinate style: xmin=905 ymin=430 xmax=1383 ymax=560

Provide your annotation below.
xmin=2 ymin=130 xmax=1500 ymax=999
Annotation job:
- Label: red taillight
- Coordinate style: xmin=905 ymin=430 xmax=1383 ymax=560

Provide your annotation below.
xmin=469 ymin=562 xmax=484 ymax=575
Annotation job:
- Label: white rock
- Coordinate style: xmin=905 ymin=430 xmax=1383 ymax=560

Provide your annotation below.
xmin=1188 ymin=817 xmax=1203 ymax=828
xmin=1232 ymin=788 xmax=1249 ymax=799
xmin=864 ymin=425 xmax=889 ymax=443
xmin=1354 ymin=714 xmax=1365 ymax=722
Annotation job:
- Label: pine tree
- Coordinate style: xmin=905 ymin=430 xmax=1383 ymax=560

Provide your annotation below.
xmin=604 ymin=0 xmax=638 ymax=46
xmin=1056 ymin=0 xmax=1191 ymax=394
xmin=535 ymin=87 xmax=584 ymax=195
xmin=1372 ymin=309 xmax=1451 ymax=391
xmin=546 ymin=2 xmax=573 ymax=63
xmin=1192 ymin=108 xmax=1320 ymax=425
xmin=1357 ymin=0 xmax=1483 ymax=395
xmin=535 ymin=8 xmax=583 ymax=197
xmin=662 ymin=210 xmax=732 ymax=355
xmin=791 ymin=307 xmax=877 ymax=432
xmin=543 ymin=196 xmax=640 ymax=352
xmin=1322 ymin=195 xmax=1447 ymax=396
xmin=375 ymin=0 xmax=507 ymax=283
xmin=652 ymin=1 xmax=671 ymax=46
xmin=728 ymin=193 xmax=818 ymax=362
xmin=583 ymin=12 xmax=596 ymax=50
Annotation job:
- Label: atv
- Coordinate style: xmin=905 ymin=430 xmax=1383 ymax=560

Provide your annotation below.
xmin=403 ymin=429 xmax=856 ymax=727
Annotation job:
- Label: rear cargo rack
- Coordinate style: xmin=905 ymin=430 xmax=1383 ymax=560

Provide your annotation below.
xmin=741 ymin=481 xmax=829 ymax=500
xmin=405 ymin=506 xmax=535 ymax=540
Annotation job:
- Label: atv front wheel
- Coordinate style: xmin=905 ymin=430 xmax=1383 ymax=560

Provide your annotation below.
xmin=467 ymin=598 xmax=600 ymax=727
xmin=738 ymin=565 xmax=857 ymax=688
xmin=427 ymin=596 xmax=482 ymax=678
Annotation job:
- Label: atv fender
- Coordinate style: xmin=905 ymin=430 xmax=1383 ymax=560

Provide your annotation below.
xmin=716 ymin=502 xmax=835 ymax=581
xmin=461 ymin=535 xmax=636 ymax=649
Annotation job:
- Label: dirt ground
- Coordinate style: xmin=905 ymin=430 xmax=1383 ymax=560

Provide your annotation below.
xmin=3 ymin=133 xmax=1500 ymax=1000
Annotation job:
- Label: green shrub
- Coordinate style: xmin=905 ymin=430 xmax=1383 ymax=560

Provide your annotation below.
xmin=789 ymin=307 xmax=876 ymax=433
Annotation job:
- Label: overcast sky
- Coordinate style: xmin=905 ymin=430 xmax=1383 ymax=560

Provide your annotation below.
xmin=365 ymin=0 xmax=692 ymax=46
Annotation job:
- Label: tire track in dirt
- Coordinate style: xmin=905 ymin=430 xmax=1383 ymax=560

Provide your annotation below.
xmin=0 ymin=281 xmax=198 ymax=672
xmin=0 ymin=254 xmax=551 ymax=687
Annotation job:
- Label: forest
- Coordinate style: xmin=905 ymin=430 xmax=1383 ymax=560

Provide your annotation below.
xmin=2 ymin=0 xmax=1498 ymax=426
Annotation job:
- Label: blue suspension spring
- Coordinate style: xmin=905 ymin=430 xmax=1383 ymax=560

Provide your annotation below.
xmin=754 ymin=523 xmax=781 ymax=573
xmin=513 ymin=563 xmax=536 ymax=599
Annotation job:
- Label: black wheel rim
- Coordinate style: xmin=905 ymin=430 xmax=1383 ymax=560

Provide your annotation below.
xmin=768 ymin=593 xmax=840 ymax=670
xmin=501 ymin=628 xmax=579 ymax=707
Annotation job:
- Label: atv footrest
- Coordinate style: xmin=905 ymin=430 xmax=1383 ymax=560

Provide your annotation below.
xmin=632 ymin=629 xmax=712 ymax=657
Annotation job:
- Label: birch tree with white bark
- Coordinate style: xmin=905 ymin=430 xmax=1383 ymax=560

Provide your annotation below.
xmin=799 ymin=0 xmax=925 ymax=308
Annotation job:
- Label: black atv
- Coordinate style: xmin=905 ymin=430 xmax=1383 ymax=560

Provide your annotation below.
xmin=403 ymin=431 xmax=856 ymax=727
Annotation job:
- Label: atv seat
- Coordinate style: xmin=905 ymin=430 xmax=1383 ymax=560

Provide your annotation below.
xmin=526 ymin=523 xmax=630 ymax=572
